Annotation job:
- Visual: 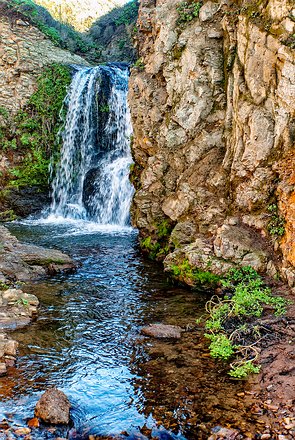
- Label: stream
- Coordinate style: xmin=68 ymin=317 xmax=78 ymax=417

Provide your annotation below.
xmin=0 ymin=221 xmax=258 ymax=440
xmin=0 ymin=64 xmax=259 ymax=439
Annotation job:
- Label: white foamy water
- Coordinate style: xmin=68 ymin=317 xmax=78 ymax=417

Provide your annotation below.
xmin=43 ymin=64 xmax=134 ymax=230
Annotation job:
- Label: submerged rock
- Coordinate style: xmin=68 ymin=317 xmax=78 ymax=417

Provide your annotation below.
xmin=0 ymin=288 xmax=39 ymax=330
xmin=141 ymin=324 xmax=183 ymax=339
xmin=208 ymin=426 xmax=240 ymax=440
xmin=35 ymin=388 xmax=71 ymax=425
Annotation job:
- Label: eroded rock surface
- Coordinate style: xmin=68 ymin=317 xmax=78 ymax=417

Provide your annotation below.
xmin=35 ymin=388 xmax=71 ymax=425
xmin=0 ymin=225 xmax=76 ymax=282
xmin=0 ymin=1 xmax=88 ymax=114
xmin=129 ymin=0 xmax=295 ymax=285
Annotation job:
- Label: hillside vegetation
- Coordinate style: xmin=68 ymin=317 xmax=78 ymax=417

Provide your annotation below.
xmin=4 ymin=0 xmax=138 ymax=63
xmin=34 ymin=0 xmax=125 ymax=32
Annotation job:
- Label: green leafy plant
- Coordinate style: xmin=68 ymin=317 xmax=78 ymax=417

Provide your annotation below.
xmin=205 ymin=333 xmax=235 ymax=360
xmin=114 ymin=0 xmax=139 ymax=26
xmin=229 ymin=361 xmax=261 ymax=379
xmin=202 ymin=266 xmax=290 ymax=378
xmin=16 ymin=297 xmax=29 ymax=306
xmin=140 ymin=236 xmax=161 ymax=260
xmin=0 ymin=64 xmax=71 ymax=189
xmin=134 ymin=58 xmax=145 ymax=71
xmin=170 ymin=259 xmax=220 ymax=288
xmin=176 ymin=1 xmax=202 ymax=24
xmin=0 ymin=282 xmax=9 ymax=290
xmin=267 ymin=204 xmax=285 ymax=237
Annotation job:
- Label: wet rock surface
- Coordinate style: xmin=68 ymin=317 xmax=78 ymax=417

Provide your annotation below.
xmin=35 ymin=388 xmax=71 ymax=425
xmin=0 ymin=225 xmax=76 ymax=282
xmin=141 ymin=324 xmax=183 ymax=339
xmin=0 ymin=287 xmax=39 ymax=375
xmin=0 ymin=288 xmax=39 ymax=330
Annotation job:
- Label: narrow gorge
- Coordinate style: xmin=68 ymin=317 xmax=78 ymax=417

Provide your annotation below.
xmin=0 ymin=0 xmax=294 ymax=439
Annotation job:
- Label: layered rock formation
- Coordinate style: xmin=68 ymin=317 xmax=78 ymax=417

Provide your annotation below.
xmin=129 ymin=0 xmax=295 ymax=285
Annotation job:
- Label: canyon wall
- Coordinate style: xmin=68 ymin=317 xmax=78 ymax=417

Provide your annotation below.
xmin=129 ymin=0 xmax=295 ymax=286
xmin=0 ymin=1 xmax=88 ymax=218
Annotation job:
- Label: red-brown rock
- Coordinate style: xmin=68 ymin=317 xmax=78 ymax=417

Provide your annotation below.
xmin=35 ymin=388 xmax=71 ymax=425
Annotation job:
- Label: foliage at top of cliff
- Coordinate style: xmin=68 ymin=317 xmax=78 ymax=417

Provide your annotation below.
xmin=89 ymin=0 xmax=138 ymax=63
xmin=90 ymin=0 xmax=138 ymax=34
xmin=34 ymin=0 xmax=128 ymax=32
xmin=2 ymin=0 xmax=99 ymax=61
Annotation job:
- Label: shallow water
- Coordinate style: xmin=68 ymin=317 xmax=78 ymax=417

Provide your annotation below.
xmin=0 ymin=222 xmax=256 ymax=439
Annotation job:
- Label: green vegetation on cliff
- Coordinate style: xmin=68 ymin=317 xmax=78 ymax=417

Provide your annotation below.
xmin=170 ymin=259 xmax=220 ymax=289
xmin=0 ymin=64 xmax=71 ymax=189
xmin=89 ymin=0 xmax=138 ymax=63
xmin=140 ymin=219 xmax=174 ymax=261
xmin=176 ymin=1 xmax=202 ymax=24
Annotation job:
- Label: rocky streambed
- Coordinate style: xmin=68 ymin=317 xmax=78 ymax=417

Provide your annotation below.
xmin=0 ymin=222 xmax=293 ymax=440
xmin=0 ymin=224 xmax=76 ymax=378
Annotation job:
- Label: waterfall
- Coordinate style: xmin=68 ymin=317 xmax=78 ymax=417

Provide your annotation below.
xmin=48 ymin=64 xmax=134 ymax=227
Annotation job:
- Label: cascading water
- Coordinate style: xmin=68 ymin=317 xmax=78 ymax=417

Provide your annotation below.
xmin=48 ymin=63 xmax=134 ymax=226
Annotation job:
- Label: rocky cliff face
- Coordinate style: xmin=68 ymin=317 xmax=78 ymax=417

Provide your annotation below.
xmin=129 ymin=0 xmax=295 ymax=285
xmin=0 ymin=1 xmax=87 ymax=114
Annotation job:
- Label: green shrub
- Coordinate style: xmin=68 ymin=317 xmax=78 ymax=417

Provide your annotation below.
xmin=134 ymin=58 xmax=145 ymax=71
xmin=229 ymin=361 xmax=261 ymax=379
xmin=114 ymin=0 xmax=139 ymax=26
xmin=170 ymin=259 xmax=220 ymax=288
xmin=205 ymin=333 xmax=235 ymax=360
xmin=1 ymin=64 xmax=71 ymax=189
xmin=202 ymin=266 xmax=290 ymax=378
xmin=176 ymin=1 xmax=202 ymax=24
xmin=267 ymin=204 xmax=285 ymax=237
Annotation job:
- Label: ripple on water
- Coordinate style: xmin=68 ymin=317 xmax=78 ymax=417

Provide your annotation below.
xmin=0 ymin=222 xmax=257 ymax=439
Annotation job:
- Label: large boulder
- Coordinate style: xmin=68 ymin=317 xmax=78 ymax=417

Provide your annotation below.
xmin=35 ymin=388 xmax=71 ymax=425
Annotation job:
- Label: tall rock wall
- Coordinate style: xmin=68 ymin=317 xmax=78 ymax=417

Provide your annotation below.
xmin=129 ymin=0 xmax=295 ymax=285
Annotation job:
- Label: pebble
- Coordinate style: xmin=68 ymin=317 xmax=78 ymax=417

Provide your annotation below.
xmin=261 ymin=435 xmax=271 ymax=440
xmin=14 ymin=428 xmax=31 ymax=436
xmin=27 ymin=418 xmax=39 ymax=429
xmin=0 ymin=363 xmax=7 ymax=376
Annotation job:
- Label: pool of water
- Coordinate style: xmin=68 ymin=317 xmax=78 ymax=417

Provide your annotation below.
xmin=0 ymin=221 xmax=257 ymax=439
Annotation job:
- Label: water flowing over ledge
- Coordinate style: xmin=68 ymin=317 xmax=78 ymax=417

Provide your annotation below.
xmin=45 ymin=63 xmax=134 ymax=230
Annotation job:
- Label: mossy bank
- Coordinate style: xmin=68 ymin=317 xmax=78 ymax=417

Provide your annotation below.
xmin=0 ymin=63 xmax=72 ymax=219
